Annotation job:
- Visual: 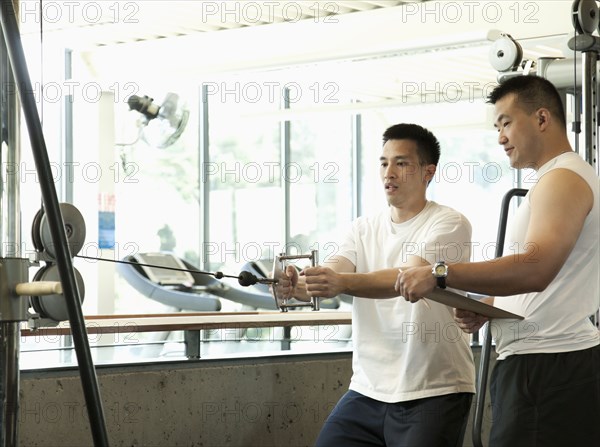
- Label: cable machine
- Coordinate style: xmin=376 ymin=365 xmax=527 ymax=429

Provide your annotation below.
xmin=0 ymin=1 xmax=109 ymax=445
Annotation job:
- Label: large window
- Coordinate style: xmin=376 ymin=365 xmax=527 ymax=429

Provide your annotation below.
xmin=18 ymin=76 xmax=523 ymax=366
xmin=205 ymin=77 xmax=283 ymax=279
xmin=15 ymin=18 xmax=525 ymax=367
xmin=360 ymin=101 xmax=515 ymax=262
xmin=288 ymin=115 xmax=354 ymax=264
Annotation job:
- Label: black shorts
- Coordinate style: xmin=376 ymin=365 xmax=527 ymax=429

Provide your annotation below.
xmin=489 ymin=344 xmax=600 ymax=447
xmin=314 ymin=390 xmax=473 ymax=447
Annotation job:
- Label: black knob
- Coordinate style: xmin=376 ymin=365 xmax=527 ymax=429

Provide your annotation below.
xmin=238 ymin=271 xmax=258 ymax=287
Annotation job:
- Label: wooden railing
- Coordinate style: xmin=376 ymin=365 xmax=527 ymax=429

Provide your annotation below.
xmin=21 ymin=311 xmax=352 ymax=336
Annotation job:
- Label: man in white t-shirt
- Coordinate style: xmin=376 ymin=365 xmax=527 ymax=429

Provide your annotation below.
xmin=397 ymin=76 xmax=600 ymax=446
xmin=281 ymin=123 xmax=475 ymax=447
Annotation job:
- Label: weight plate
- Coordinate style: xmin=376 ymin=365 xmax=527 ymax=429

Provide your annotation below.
xmin=34 ymin=264 xmax=85 ymax=322
xmin=39 ymin=203 xmax=86 ymax=260
xmin=572 ymin=0 xmax=599 ymax=35
xmin=31 ymin=208 xmax=44 ymax=252
xmin=29 ymin=266 xmax=48 ymax=315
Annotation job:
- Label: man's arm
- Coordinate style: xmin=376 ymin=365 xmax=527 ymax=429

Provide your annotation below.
xmin=282 ymin=255 xmax=429 ymax=300
xmin=302 ymin=255 xmax=429 ymax=299
xmin=397 ymin=169 xmax=593 ymax=301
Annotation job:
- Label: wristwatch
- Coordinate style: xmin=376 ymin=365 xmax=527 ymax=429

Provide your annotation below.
xmin=432 ymin=261 xmax=448 ymax=289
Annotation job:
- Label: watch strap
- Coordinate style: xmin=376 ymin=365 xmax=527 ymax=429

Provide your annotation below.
xmin=436 ymin=275 xmax=446 ymax=289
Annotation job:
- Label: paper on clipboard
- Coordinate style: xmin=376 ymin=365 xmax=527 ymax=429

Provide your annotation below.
xmin=426 ymin=289 xmax=524 ymax=320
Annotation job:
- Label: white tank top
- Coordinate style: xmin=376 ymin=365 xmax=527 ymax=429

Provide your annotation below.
xmin=494 ymin=152 xmax=600 ymax=360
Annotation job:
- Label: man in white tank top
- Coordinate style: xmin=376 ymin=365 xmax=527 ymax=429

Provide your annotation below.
xmin=396 ymin=75 xmax=600 ymax=446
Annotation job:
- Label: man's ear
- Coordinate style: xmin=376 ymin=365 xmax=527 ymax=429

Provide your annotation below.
xmin=536 ymin=108 xmax=550 ymax=129
xmin=424 ymin=164 xmax=436 ymax=183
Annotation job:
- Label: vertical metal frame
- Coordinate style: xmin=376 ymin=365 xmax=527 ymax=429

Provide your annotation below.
xmin=282 ymin=87 xmax=291 ymax=249
xmin=198 ymin=84 xmax=210 ymax=271
xmin=0 ymin=2 xmax=109 ymax=445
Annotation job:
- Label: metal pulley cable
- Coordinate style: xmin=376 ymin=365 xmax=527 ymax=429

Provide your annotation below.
xmin=74 ymin=254 xmax=278 ymax=287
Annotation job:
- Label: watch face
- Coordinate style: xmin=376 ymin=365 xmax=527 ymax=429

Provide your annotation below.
xmin=435 ymin=265 xmax=446 ymax=275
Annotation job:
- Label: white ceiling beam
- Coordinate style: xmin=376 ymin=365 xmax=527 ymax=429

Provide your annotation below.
xmin=81 ymin=1 xmax=575 ymax=81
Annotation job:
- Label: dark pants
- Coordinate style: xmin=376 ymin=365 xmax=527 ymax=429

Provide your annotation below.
xmin=490 ymin=344 xmax=600 ymax=447
xmin=314 ymin=390 xmax=473 ymax=447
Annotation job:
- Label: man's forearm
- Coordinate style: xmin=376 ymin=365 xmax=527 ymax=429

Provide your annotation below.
xmin=337 ymin=269 xmax=402 ymax=298
xmin=294 ymin=255 xmax=428 ymax=300
xmin=448 ymin=253 xmax=556 ymax=296
xmin=293 ymin=268 xmax=402 ymax=300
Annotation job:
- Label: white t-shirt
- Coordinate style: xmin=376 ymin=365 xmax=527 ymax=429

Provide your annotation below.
xmin=337 ymin=201 xmax=476 ymax=403
xmin=494 ymin=152 xmax=600 ymax=360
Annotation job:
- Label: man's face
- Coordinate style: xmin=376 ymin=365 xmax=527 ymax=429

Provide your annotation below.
xmin=379 ymin=139 xmax=434 ymax=207
xmin=494 ymin=93 xmax=542 ymax=169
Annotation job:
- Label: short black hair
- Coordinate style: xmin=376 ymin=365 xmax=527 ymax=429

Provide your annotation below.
xmin=382 ymin=123 xmax=440 ymax=166
xmin=487 ymin=75 xmax=566 ymax=127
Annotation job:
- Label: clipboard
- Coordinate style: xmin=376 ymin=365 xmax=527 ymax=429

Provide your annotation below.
xmin=426 ymin=289 xmax=524 ymax=320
